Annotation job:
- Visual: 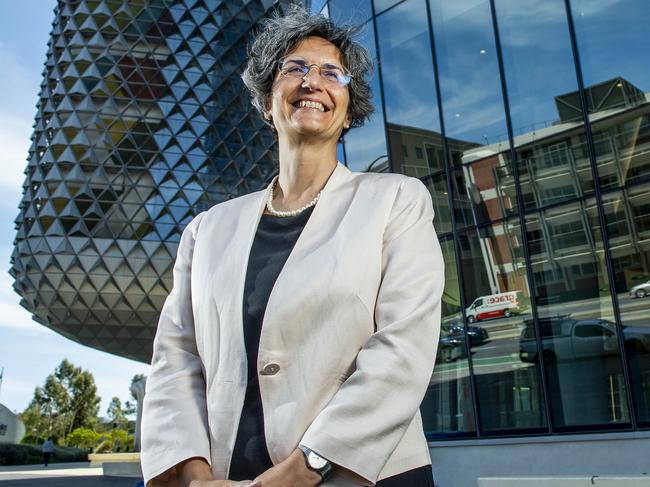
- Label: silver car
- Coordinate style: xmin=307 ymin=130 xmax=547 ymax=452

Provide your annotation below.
xmin=629 ymin=279 xmax=650 ymax=298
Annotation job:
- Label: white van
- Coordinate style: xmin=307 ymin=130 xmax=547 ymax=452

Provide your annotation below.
xmin=465 ymin=291 xmax=521 ymax=323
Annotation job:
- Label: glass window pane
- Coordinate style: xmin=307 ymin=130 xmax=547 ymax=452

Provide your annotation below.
xmin=329 ymin=0 xmax=372 ymax=24
xmin=430 ymin=0 xmax=507 ymax=145
xmin=462 ymin=145 xmax=518 ymax=225
xmin=571 ymin=0 xmax=650 ymax=190
xmin=373 ymin=0 xmax=401 ymax=15
xmin=524 ymin=198 xmax=631 ymax=428
xmin=309 ymin=0 xmax=327 ymax=15
xmin=430 ymin=0 xmax=515 ymax=226
xmin=496 ymin=0 xmax=595 ymax=210
xmin=422 ymin=174 xmax=452 ymax=235
xmin=571 ymin=0 xmax=650 ymax=425
xmin=328 ymin=9 xmax=388 ymax=172
xmin=376 ymin=0 xmax=441 ymax=177
xmin=458 ymin=223 xmax=547 ymax=433
xmin=602 ymin=187 xmax=650 ymax=425
xmin=423 ymin=236 xmax=477 ymax=438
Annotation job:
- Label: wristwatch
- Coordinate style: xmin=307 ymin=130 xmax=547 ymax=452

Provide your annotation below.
xmin=298 ymin=444 xmax=333 ymax=482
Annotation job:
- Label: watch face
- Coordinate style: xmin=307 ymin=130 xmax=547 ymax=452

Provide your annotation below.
xmin=308 ymin=451 xmax=328 ymax=470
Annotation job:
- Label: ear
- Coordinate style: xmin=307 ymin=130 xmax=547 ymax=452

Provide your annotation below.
xmin=343 ymin=114 xmax=351 ymax=130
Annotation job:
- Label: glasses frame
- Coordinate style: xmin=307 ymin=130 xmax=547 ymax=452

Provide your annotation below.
xmin=277 ymin=58 xmax=354 ymax=87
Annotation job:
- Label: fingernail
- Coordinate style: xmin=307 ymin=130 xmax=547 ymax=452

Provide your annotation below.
xmin=248 ymin=482 xmax=261 ymax=487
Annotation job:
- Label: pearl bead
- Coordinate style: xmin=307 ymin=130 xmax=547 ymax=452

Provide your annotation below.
xmin=266 ymin=179 xmax=321 ymax=217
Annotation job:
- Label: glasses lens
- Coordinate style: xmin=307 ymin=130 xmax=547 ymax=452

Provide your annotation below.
xmin=281 ymin=60 xmax=308 ymax=77
xmin=280 ymin=60 xmax=351 ymax=86
xmin=321 ymin=66 xmax=350 ymax=86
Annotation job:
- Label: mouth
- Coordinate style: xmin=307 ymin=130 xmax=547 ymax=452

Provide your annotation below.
xmin=292 ymin=99 xmax=328 ymax=112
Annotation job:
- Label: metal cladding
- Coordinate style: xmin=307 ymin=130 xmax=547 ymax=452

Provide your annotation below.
xmin=11 ymin=0 xmax=290 ymax=363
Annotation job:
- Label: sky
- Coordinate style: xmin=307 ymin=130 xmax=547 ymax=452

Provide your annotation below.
xmin=0 ymin=2 xmax=150 ymax=416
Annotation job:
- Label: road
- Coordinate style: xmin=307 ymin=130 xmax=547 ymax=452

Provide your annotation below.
xmin=431 ymin=293 xmax=650 ymax=383
xmin=0 ymin=463 xmax=139 ymax=486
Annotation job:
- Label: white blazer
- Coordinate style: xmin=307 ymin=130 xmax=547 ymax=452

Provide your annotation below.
xmin=141 ymin=163 xmax=444 ymax=486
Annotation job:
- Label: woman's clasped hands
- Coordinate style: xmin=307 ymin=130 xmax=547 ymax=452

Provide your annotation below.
xmin=188 ymin=481 xmax=260 ymax=487
xmin=183 ymin=448 xmax=322 ymax=487
xmin=252 ymin=448 xmax=322 ymax=487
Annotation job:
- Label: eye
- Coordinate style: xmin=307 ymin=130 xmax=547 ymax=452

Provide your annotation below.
xmin=322 ymin=69 xmax=341 ymax=80
xmin=287 ymin=65 xmax=306 ymax=74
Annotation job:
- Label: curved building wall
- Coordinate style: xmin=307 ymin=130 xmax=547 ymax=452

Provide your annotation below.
xmin=11 ymin=0 xmax=290 ymax=362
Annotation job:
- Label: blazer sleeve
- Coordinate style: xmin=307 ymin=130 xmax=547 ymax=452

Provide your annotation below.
xmin=141 ymin=212 xmax=210 ymax=486
xmin=300 ymin=177 xmax=444 ymax=485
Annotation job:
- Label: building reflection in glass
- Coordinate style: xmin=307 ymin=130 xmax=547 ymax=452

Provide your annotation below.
xmin=330 ymin=0 xmax=650 ymax=437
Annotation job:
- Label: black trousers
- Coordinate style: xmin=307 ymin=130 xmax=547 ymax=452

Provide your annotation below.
xmin=376 ymin=465 xmax=435 ymax=486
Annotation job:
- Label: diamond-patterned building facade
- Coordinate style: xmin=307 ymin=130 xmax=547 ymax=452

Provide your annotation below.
xmin=11 ymin=0 xmax=292 ymax=363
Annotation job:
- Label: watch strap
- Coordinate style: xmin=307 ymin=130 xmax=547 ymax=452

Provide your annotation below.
xmin=298 ymin=444 xmax=333 ymax=481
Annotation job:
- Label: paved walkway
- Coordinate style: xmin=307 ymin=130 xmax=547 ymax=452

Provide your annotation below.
xmin=0 ymin=463 xmax=141 ymax=486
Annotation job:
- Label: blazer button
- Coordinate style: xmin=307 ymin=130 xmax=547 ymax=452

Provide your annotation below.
xmin=261 ymin=363 xmax=280 ymax=376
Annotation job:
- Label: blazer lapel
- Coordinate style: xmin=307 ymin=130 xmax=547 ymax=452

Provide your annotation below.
xmin=261 ymin=163 xmax=351 ymax=330
xmin=216 ymin=163 xmax=349 ymax=368
xmin=217 ymin=162 xmax=350 ymax=379
xmin=256 ymin=163 xmax=352 ymax=463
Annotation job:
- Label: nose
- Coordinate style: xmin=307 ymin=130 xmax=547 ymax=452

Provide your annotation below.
xmin=301 ymin=65 xmax=322 ymax=90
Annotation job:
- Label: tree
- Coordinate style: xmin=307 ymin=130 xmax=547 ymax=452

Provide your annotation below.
xmin=107 ymin=397 xmax=129 ymax=429
xmin=20 ymin=359 xmax=101 ymax=444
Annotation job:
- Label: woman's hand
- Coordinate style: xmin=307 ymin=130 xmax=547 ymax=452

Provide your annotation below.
xmin=177 ymin=458 xmax=260 ymax=487
xmin=189 ymin=482 xmax=260 ymax=487
xmin=254 ymin=449 xmax=322 ymax=487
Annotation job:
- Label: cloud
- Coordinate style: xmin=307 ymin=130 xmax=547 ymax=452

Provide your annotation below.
xmin=493 ymin=0 xmax=626 ymax=50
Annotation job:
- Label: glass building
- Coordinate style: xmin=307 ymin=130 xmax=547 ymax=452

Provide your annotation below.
xmin=323 ymin=0 xmax=650 ymax=436
xmin=12 ymin=0 xmax=650 ymax=484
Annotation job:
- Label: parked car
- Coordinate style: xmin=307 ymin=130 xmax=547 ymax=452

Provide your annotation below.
xmin=629 ymin=279 xmax=650 ymax=298
xmin=439 ymin=329 xmax=466 ymax=362
xmin=519 ymin=317 xmax=650 ymax=364
xmin=465 ymin=291 xmax=522 ymax=323
xmin=443 ymin=320 xmax=489 ymax=346
xmin=437 ymin=320 xmax=490 ymax=362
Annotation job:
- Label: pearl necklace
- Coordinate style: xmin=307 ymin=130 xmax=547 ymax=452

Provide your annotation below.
xmin=266 ymin=179 xmax=322 ymax=217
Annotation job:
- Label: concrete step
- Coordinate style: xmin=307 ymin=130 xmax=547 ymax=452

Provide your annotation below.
xmin=479 ymin=477 xmax=650 ymax=487
xmin=102 ymin=462 xmax=142 ymax=478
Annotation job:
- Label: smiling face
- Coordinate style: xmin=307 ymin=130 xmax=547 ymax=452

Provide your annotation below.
xmin=268 ymin=36 xmax=351 ymax=144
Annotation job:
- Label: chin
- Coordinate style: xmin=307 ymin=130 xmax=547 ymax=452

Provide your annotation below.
xmin=291 ymin=122 xmax=330 ymax=137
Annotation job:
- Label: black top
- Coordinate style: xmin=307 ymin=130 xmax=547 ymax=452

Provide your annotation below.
xmin=228 ymin=206 xmax=432 ymax=484
xmin=229 ymin=207 xmax=314 ymax=480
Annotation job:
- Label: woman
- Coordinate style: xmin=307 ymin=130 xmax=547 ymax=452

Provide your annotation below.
xmin=141 ymin=6 xmax=443 ymax=487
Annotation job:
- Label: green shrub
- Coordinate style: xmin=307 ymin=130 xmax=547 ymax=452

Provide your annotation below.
xmin=20 ymin=434 xmax=44 ymax=446
xmin=0 ymin=444 xmax=87 ymax=466
xmin=110 ymin=429 xmax=135 ymax=452
xmin=66 ymin=428 xmax=101 ymax=450
xmin=93 ymin=439 xmax=112 ymax=454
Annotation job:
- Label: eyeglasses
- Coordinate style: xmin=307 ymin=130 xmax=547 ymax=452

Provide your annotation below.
xmin=278 ymin=59 xmax=353 ymax=87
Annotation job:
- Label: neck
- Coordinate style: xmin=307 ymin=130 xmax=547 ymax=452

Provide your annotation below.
xmin=274 ymin=137 xmax=338 ymax=206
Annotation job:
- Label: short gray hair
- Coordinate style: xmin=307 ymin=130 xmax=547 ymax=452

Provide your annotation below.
xmin=242 ymin=4 xmax=374 ymax=136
